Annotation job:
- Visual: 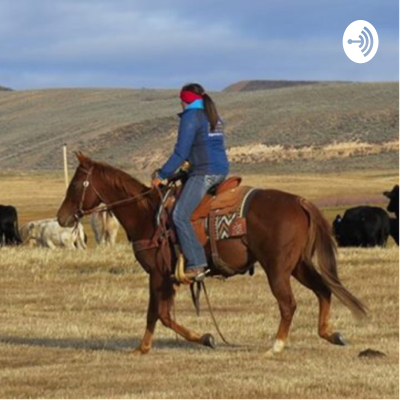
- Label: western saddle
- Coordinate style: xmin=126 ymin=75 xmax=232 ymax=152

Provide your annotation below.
xmin=161 ymin=174 xmax=257 ymax=282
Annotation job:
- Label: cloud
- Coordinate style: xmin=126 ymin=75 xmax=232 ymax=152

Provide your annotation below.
xmin=0 ymin=0 xmax=398 ymax=89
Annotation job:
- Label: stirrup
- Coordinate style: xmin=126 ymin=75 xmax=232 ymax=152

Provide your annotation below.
xmin=174 ymin=254 xmax=191 ymax=284
xmin=173 ymin=255 xmax=209 ymax=284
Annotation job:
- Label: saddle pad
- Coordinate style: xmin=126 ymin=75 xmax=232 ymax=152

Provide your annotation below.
xmin=191 ymin=187 xmax=258 ymax=244
xmin=213 ymin=187 xmax=258 ymax=240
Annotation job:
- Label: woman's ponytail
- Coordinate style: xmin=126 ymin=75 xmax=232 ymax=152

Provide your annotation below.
xmin=181 ymin=83 xmax=219 ymax=132
xmin=202 ymin=93 xmax=219 ymax=132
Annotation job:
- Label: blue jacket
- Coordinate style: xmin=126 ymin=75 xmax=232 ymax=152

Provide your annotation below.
xmin=158 ymin=105 xmax=229 ymax=179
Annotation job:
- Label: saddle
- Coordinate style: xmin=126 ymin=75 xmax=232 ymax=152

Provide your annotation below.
xmin=191 ymin=176 xmax=242 ymax=220
xmin=165 ymin=176 xmax=258 ymax=276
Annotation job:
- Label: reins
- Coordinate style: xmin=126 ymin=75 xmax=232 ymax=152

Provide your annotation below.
xmin=74 ymin=166 xmax=157 ymax=220
xmin=77 ymin=189 xmax=154 ymax=217
xmin=201 ymin=281 xmax=231 ymax=345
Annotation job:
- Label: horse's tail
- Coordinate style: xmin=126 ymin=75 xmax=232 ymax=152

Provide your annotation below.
xmin=299 ymin=197 xmax=367 ymax=319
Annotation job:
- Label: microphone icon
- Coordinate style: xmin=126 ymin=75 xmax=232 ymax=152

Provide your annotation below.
xmin=347 ymin=26 xmax=374 ymax=57
xmin=343 ymin=20 xmax=379 ymax=63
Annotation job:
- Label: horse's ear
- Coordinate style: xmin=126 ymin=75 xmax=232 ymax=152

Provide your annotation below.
xmin=75 ymin=151 xmax=92 ymax=168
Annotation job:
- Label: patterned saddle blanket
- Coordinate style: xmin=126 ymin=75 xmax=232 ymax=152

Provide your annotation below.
xmin=191 ymin=184 xmax=258 ymax=245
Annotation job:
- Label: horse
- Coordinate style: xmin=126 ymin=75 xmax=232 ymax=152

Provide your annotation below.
xmin=57 ymin=153 xmax=367 ymax=355
xmin=90 ymin=209 xmax=120 ymax=246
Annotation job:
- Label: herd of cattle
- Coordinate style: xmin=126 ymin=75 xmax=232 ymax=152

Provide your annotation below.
xmin=0 ymin=208 xmax=120 ymax=248
xmin=0 ymin=185 xmax=398 ymax=249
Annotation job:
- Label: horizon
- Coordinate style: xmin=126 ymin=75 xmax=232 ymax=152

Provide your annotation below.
xmin=2 ymin=79 xmax=399 ymax=92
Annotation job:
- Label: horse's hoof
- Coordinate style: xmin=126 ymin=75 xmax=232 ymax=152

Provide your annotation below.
xmin=331 ymin=332 xmax=347 ymax=346
xmin=201 ymin=334 xmax=216 ymax=349
xmin=132 ymin=346 xmax=150 ymax=355
xmin=265 ymin=349 xmax=276 ymax=358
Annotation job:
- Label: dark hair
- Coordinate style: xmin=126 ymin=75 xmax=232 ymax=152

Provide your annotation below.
xmin=182 ymin=83 xmax=219 ymax=131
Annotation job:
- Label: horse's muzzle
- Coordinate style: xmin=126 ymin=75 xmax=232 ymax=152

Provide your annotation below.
xmin=57 ymin=212 xmax=76 ymax=228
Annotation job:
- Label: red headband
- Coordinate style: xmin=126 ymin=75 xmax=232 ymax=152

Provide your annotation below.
xmin=180 ymin=90 xmax=203 ymax=104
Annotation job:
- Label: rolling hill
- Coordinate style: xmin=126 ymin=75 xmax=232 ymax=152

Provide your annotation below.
xmin=223 ymin=80 xmax=327 ymax=92
xmin=0 ymin=82 xmax=398 ymax=174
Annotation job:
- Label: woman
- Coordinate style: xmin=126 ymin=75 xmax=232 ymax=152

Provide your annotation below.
xmin=152 ymin=83 xmax=229 ymax=281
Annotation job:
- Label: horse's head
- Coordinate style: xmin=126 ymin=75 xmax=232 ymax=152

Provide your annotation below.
xmin=57 ymin=152 xmax=102 ymax=227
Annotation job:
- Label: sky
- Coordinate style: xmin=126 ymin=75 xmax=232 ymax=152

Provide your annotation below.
xmin=0 ymin=0 xmax=398 ymax=90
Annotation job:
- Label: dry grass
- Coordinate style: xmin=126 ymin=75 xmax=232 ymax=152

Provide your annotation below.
xmin=0 ymin=171 xmax=398 ymax=398
xmin=228 ymin=140 xmax=399 ymax=164
xmin=0 ymin=245 xmax=397 ymax=398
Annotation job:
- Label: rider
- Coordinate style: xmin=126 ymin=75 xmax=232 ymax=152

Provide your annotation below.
xmin=152 ymin=83 xmax=229 ymax=281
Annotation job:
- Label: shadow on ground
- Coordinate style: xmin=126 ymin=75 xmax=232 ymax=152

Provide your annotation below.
xmin=0 ymin=335 xmax=213 ymax=352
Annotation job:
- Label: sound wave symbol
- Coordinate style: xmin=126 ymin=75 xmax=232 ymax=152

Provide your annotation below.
xmin=348 ymin=27 xmax=374 ymax=57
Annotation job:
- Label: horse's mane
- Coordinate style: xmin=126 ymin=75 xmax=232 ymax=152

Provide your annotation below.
xmin=92 ymin=160 xmax=147 ymax=194
xmin=91 ymin=160 xmax=158 ymax=210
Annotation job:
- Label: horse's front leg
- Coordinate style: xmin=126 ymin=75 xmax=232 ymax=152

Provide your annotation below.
xmin=158 ymin=274 xmax=216 ymax=349
xmin=135 ymin=271 xmax=215 ymax=353
xmin=158 ymin=293 xmax=216 ymax=349
xmin=133 ymin=287 xmax=159 ymax=355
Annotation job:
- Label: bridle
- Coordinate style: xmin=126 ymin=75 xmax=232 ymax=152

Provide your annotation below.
xmin=73 ymin=165 xmax=155 ymax=223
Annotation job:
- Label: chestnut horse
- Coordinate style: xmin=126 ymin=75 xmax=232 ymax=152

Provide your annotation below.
xmin=57 ymin=153 xmax=366 ymax=355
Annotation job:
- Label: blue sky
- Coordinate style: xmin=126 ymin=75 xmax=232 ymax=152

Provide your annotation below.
xmin=0 ymin=0 xmax=398 ymax=90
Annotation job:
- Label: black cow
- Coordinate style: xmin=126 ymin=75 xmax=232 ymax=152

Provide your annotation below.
xmin=383 ymin=185 xmax=399 ymax=245
xmin=333 ymin=206 xmax=390 ymax=247
xmin=0 ymin=205 xmax=22 ymax=246
xmin=384 ymin=185 xmax=399 ymax=218
xmin=388 ymin=218 xmax=399 ymax=245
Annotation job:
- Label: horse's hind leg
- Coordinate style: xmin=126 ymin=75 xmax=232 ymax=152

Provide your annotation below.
xmin=292 ymin=261 xmax=346 ymax=345
xmin=261 ymin=261 xmax=297 ymax=356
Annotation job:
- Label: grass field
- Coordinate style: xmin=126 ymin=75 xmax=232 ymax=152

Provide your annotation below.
xmin=0 ymin=170 xmax=398 ymax=398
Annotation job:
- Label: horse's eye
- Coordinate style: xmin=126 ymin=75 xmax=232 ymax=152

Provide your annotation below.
xmin=70 ymin=181 xmax=80 ymax=191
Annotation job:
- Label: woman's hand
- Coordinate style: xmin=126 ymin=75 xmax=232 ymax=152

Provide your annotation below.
xmin=151 ymin=177 xmax=162 ymax=188
xmin=151 ymin=169 xmax=162 ymax=188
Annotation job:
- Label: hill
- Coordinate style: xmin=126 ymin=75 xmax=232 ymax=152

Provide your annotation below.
xmin=223 ymin=80 xmax=353 ymax=92
xmin=0 ymin=85 xmax=12 ymax=91
xmin=223 ymin=80 xmax=321 ymax=92
xmin=0 ymin=82 xmax=398 ymax=173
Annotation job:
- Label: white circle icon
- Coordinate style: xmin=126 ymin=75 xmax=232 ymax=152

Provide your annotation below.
xmin=343 ymin=20 xmax=379 ymax=63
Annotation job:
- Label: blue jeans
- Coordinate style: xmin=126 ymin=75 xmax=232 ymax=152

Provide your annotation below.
xmin=172 ymin=174 xmax=225 ymax=269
